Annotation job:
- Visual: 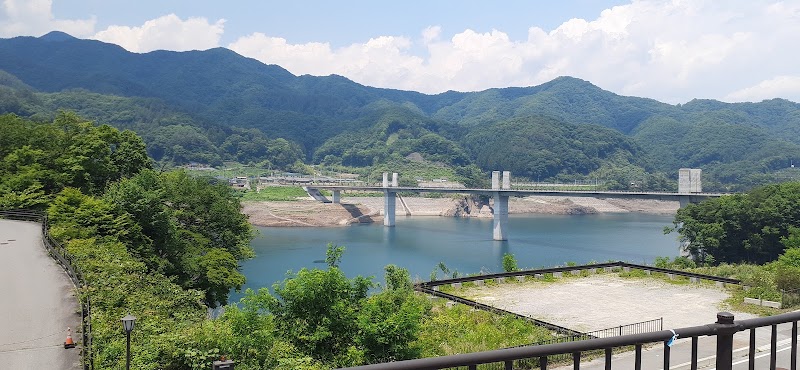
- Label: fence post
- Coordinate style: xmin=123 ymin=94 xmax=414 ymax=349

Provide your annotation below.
xmin=714 ymin=312 xmax=737 ymax=370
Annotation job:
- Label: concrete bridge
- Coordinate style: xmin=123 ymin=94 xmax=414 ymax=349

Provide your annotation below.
xmin=306 ymin=171 xmax=726 ymax=241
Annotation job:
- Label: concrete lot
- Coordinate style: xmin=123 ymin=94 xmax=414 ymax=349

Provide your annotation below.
xmin=459 ymin=273 xmax=756 ymax=333
xmin=0 ymin=219 xmax=81 ymax=370
xmin=458 ymin=273 xmax=791 ymax=369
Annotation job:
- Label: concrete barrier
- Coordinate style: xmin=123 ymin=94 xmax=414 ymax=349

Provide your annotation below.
xmin=496 ymin=277 xmax=506 ymax=284
xmin=571 ymin=270 xmax=581 ymax=275
xmin=645 ymin=270 xmax=652 ymax=275
xmin=763 ymin=300 xmax=782 ymax=309
xmin=516 ymin=276 xmax=525 ymax=282
xmin=534 ymin=273 xmax=544 ymax=279
xmin=589 ymin=268 xmax=597 ymax=274
xmin=690 ymin=277 xmax=699 ymax=284
xmin=667 ymin=273 xmax=675 ymax=280
xmin=475 ymin=280 xmax=484 ymax=286
xmin=452 ymin=282 xmax=462 ymax=289
xmin=623 ymin=266 xmax=631 ymax=273
xmin=716 ymin=281 xmax=725 ymax=288
xmin=553 ymin=272 xmax=563 ymax=278
xmin=743 ymin=297 xmax=782 ymax=309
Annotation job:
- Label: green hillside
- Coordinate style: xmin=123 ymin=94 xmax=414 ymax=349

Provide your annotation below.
xmin=2 ymin=32 xmax=800 ymax=190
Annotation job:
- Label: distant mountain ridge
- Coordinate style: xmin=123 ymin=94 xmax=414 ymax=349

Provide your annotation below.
xmin=2 ymin=32 xmax=800 ymax=191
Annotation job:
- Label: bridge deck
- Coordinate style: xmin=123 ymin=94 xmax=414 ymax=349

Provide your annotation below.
xmin=307 ymin=186 xmax=725 ymax=200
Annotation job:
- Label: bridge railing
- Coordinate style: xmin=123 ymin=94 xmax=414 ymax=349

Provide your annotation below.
xmin=0 ymin=210 xmax=94 ymax=370
xmin=337 ymin=310 xmax=800 ymax=370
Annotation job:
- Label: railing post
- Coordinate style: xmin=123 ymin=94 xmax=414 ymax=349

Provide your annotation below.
xmin=715 ymin=312 xmax=737 ymax=370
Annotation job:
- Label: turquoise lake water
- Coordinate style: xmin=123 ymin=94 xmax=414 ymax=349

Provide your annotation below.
xmin=231 ymin=213 xmax=679 ymax=301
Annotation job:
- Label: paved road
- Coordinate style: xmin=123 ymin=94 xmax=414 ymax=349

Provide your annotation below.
xmin=0 ymin=219 xmax=81 ymax=369
xmin=555 ymin=320 xmax=799 ymax=369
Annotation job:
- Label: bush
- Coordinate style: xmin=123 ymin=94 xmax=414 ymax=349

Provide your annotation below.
xmin=502 ymin=253 xmax=518 ymax=272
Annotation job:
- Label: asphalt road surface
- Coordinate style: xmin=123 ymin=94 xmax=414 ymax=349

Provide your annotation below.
xmin=0 ymin=219 xmax=81 ymax=369
xmin=555 ymin=320 xmax=799 ymax=369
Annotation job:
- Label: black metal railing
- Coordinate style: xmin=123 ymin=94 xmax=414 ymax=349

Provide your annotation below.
xmin=0 ymin=210 xmax=94 ymax=370
xmin=418 ymin=261 xmax=740 ymax=288
xmin=338 ymin=311 xmax=800 ymax=370
xmin=500 ymin=318 xmax=663 ymax=365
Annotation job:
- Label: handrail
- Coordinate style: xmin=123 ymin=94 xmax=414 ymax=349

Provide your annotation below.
xmin=338 ymin=310 xmax=800 ymax=370
xmin=0 ymin=210 xmax=93 ymax=370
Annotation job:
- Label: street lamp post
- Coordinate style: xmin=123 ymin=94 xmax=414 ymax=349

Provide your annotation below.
xmin=121 ymin=314 xmax=136 ymax=370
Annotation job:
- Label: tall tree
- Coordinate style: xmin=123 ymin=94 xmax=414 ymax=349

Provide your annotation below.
xmin=668 ymin=182 xmax=800 ymax=264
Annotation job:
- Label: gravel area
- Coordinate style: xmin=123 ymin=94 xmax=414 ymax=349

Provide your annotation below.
xmin=460 ymin=274 xmax=755 ymax=333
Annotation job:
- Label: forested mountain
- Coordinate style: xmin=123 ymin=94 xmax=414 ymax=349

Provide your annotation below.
xmin=2 ymin=32 xmax=800 ymax=190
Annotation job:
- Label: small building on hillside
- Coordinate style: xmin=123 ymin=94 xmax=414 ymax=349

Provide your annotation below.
xmin=230 ymin=176 xmax=250 ymax=189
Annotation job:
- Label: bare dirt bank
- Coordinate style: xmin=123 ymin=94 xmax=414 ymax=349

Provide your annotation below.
xmin=243 ymin=195 xmax=679 ymax=227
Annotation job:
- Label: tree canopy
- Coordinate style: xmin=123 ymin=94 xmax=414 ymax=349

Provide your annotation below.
xmin=668 ymin=182 xmax=800 ymax=264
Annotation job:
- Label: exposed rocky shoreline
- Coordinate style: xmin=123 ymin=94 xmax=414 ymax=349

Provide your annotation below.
xmin=242 ymin=195 xmax=679 ymax=227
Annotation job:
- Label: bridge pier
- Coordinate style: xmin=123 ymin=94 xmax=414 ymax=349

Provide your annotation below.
xmin=332 ymin=190 xmax=340 ymax=204
xmin=678 ymin=195 xmax=703 ymax=209
xmin=382 ymin=172 xmax=398 ymax=227
xmin=491 ymin=171 xmax=511 ymax=240
xmin=384 ymin=190 xmax=396 ymax=227
xmin=493 ymin=193 xmax=509 ymax=241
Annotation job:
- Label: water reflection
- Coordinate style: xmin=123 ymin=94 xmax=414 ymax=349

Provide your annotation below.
xmin=231 ymin=213 xmax=678 ymax=302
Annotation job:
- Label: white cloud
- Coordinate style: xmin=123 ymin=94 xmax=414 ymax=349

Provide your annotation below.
xmin=725 ymin=76 xmax=800 ymax=102
xmin=92 ymin=14 xmax=224 ymax=53
xmin=5 ymin=0 xmax=798 ymax=103
xmin=227 ymin=0 xmax=800 ymax=103
xmin=421 ymin=26 xmax=441 ymax=44
xmin=0 ymin=0 xmax=95 ymax=37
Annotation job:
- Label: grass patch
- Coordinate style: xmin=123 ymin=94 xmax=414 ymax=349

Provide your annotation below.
xmin=239 ymin=186 xmax=309 ymax=201
xmin=415 ymin=301 xmax=554 ymax=357
xmin=723 ymin=286 xmax=784 ymax=316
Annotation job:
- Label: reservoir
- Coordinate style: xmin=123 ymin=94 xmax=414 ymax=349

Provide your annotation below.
xmin=232 ymin=213 xmax=679 ymax=301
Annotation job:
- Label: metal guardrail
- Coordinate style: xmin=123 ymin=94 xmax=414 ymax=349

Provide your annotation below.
xmin=0 ymin=210 xmax=94 ymax=370
xmin=586 ymin=317 xmax=663 ymax=339
xmin=504 ymin=318 xmax=663 ymax=365
xmin=338 ymin=310 xmax=800 ymax=370
xmin=417 ymin=261 xmax=741 ymax=287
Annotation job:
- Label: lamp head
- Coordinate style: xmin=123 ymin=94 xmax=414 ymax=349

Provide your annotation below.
xmin=121 ymin=314 xmax=136 ymax=333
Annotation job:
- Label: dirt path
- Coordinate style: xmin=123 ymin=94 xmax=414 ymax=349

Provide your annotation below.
xmin=0 ymin=219 xmax=81 ymax=370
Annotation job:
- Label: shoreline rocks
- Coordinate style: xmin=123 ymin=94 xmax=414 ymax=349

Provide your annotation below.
xmin=242 ymin=195 xmax=679 ymax=227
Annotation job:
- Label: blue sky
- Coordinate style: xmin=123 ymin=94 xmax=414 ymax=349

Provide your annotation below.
xmin=50 ymin=1 xmax=628 ymax=47
xmin=2 ymin=1 xmax=800 ymax=103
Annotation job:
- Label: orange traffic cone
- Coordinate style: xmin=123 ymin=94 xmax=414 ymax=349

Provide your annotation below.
xmin=64 ymin=327 xmax=76 ymax=349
